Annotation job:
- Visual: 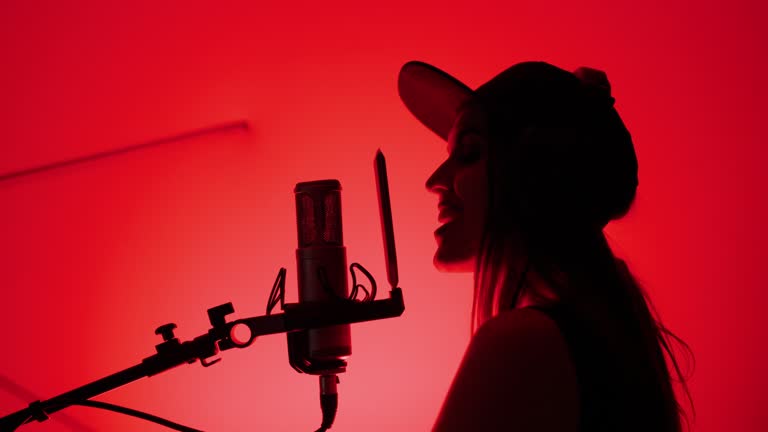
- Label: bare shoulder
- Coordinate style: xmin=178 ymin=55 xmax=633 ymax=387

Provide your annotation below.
xmin=473 ymin=307 xmax=569 ymax=356
xmin=477 ymin=307 xmax=562 ymax=339
xmin=469 ymin=307 xmax=578 ymax=394
xmin=433 ymin=308 xmax=579 ymax=432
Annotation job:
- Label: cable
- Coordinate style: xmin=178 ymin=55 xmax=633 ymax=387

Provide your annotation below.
xmin=315 ymin=375 xmax=339 ymax=432
xmin=314 ymin=393 xmax=338 ymax=432
xmin=316 ymin=263 xmax=377 ymax=303
xmin=349 ymin=263 xmax=377 ymax=302
xmin=71 ymin=400 xmax=203 ymax=432
xmin=348 ymin=284 xmax=370 ymax=302
xmin=266 ymin=267 xmax=287 ymax=315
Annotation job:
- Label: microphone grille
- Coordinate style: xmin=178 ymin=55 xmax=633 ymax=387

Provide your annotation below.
xmin=322 ymin=193 xmax=341 ymax=244
xmin=295 ymin=180 xmax=343 ymax=247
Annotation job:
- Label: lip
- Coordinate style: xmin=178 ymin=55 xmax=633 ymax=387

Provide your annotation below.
xmin=438 ymin=206 xmax=462 ymax=223
xmin=438 ymin=199 xmax=462 ymax=209
xmin=434 ymin=221 xmax=453 ymax=237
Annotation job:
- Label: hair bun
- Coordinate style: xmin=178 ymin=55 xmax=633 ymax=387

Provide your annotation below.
xmin=573 ymin=67 xmax=615 ymax=107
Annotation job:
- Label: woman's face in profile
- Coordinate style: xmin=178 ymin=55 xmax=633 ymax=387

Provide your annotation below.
xmin=425 ymin=104 xmax=489 ymax=273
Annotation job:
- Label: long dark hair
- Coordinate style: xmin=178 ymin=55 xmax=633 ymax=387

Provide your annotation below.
xmin=469 ymin=98 xmax=694 ymax=430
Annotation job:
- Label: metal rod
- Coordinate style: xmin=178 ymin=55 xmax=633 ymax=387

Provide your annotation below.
xmin=0 ymin=120 xmax=250 ymax=183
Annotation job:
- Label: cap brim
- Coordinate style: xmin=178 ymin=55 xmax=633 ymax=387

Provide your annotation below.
xmin=398 ymin=61 xmax=474 ymax=141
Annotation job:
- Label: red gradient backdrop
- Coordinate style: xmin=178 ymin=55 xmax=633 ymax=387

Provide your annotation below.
xmin=1 ymin=1 xmax=766 ymax=431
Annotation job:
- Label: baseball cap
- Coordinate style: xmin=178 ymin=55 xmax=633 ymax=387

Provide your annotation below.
xmin=397 ymin=60 xmax=638 ymax=228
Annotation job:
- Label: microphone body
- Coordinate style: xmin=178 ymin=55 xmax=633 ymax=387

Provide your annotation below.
xmin=289 ymin=179 xmax=352 ymax=375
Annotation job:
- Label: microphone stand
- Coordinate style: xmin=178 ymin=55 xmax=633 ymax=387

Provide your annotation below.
xmin=0 ymin=287 xmax=404 ymax=431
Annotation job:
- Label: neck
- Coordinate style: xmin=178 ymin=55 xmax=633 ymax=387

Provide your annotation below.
xmin=510 ymin=264 xmax=564 ymax=310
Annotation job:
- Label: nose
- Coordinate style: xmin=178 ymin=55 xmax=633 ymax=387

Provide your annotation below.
xmin=425 ymin=159 xmax=452 ymax=193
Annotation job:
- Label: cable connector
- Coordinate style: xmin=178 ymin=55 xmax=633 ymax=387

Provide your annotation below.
xmin=316 ymin=374 xmax=339 ymax=432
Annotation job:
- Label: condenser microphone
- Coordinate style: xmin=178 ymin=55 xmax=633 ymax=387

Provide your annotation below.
xmin=290 ymin=179 xmax=351 ymax=431
xmin=290 ymin=179 xmax=352 ymax=371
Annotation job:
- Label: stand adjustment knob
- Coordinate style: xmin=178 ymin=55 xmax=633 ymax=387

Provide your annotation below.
xmin=155 ymin=323 xmax=178 ymax=341
xmin=208 ymin=303 xmax=235 ymax=327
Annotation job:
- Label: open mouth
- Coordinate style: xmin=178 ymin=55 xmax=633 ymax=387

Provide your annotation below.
xmin=438 ymin=206 xmax=461 ymax=223
xmin=434 ymin=219 xmax=456 ymax=237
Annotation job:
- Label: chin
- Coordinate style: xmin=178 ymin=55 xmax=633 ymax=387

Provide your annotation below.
xmin=433 ymin=251 xmax=475 ymax=273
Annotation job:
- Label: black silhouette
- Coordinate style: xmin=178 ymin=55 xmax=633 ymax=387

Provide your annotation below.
xmin=399 ymin=60 xmax=693 ymax=432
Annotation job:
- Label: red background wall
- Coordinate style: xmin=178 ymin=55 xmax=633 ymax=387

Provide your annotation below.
xmin=1 ymin=1 xmax=766 ymax=431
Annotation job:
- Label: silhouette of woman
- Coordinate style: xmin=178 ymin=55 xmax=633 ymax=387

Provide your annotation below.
xmin=398 ymin=61 xmax=692 ymax=432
